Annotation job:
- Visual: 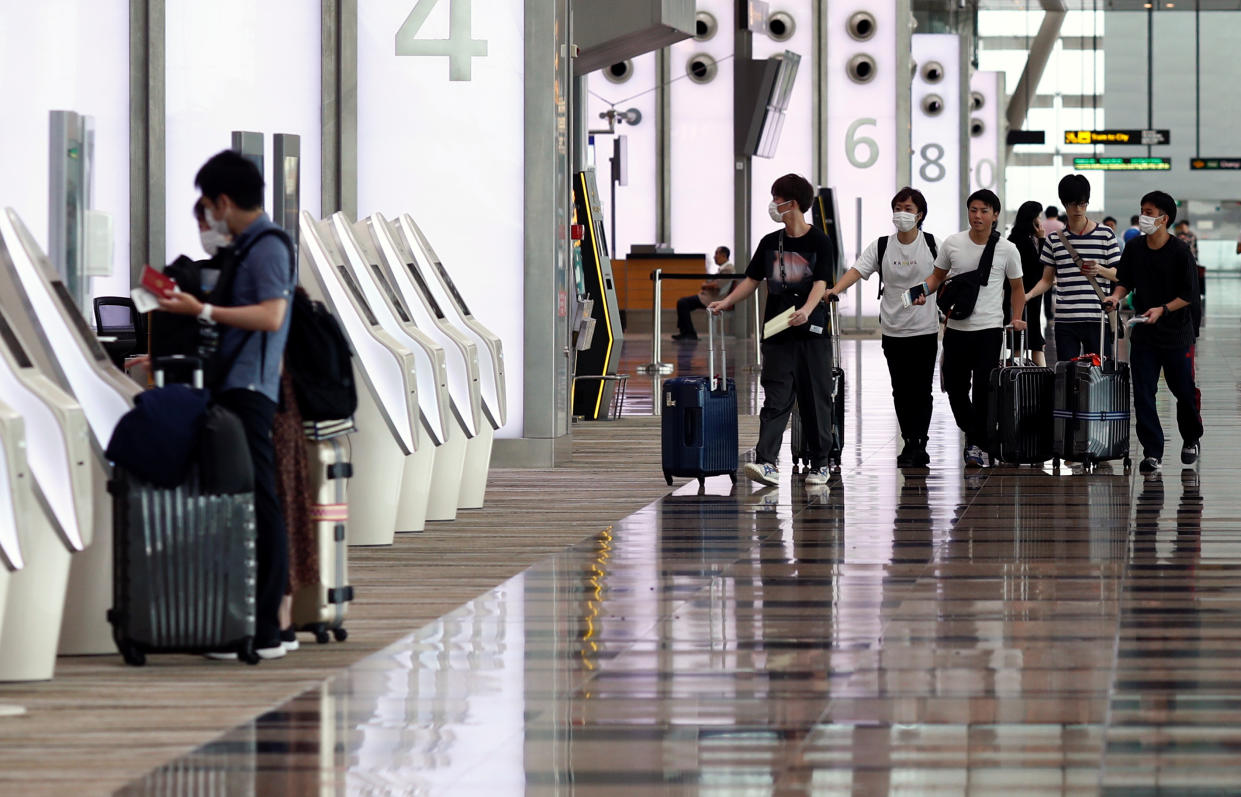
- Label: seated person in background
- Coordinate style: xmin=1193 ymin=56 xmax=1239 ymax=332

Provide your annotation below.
xmin=673 ymin=246 xmax=734 ymax=341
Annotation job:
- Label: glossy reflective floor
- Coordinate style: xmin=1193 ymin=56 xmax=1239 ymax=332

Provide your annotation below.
xmin=119 ymin=279 xmax=1241 ymax=795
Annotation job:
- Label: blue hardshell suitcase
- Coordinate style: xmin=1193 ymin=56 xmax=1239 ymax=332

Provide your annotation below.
xmin=662 ymin=313 xmax=738 ymax=486
xmin=1052 ymin=313 xmax=1132 ymax=473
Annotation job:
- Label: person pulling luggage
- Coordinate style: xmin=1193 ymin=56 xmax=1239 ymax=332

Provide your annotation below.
xmin=708 ymin=174 xmax=834 ymax=487
xmin=1102 ymin=190 xmax=1203 ymax=474
xmin=914 ymin=190 xmax=1026 ymax=468
xmin=154 ymin=150 xmax=297 ymax=660
xmin=826 ymin=187 xmax=939 ymax=468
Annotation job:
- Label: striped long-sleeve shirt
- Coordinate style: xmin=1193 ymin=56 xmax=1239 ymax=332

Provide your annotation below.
xmin=1039 ymin=224 xmax=1120 ymax=323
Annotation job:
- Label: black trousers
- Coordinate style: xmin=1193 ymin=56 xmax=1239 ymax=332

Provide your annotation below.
xmin=1054 ymin=320 xmax=1113 ymax=361
xmin=881 ymin=333 xmax=938 ymax=440
xmin=216 ymin=388 xmax=287 ymax=649
xmin=941 ymin=327 xmax=1002 ymax=448
xmin=756 ymin=336 xmax=834 ymax=468
xmin=676 ymin=295 xmax=706 ymax=336
xmin=1130 ymin=342 xmax=1204 ymax=460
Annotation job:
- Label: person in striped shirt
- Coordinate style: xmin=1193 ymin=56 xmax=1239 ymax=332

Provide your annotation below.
xmin=1024 ymin=174 xmax=1121 ymax=360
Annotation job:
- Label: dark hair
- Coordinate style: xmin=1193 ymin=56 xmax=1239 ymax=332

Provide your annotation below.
xmin=192 ymin=198 xmax=207 ymax=222
xmin=195 ymin=150 xmax=265 ymax=211
xmin=1057 ymin=174 xmax=1091 ymax=206
xmin=891 ymin=186 xmax=928 ymax=226
xmin=1141 ymin=190 xmax=1177 ymax=225
xmin=1009 ymin=200 xmax=1044 ymax=244
xmin=1045 ymin=205 xmax=1059 ymax=219
xmin=967 ymin=189 xmax=1001 ymax=214
xmin=716 ymin=245 xmax=730 ymax=259
xmin=1174 ymin=219 xmax=1190 ymax=229
xmin=1102 ymin=216 xmax=1117 ymax=225
xmin=1130 ymin=215 xmax=1140 ymax=225
xmin=770 ymin=174 xmax=814 ymax=213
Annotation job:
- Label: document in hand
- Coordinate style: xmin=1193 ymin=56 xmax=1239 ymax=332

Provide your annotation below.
xmin=762 ymin=307 xmax=796 ymax=339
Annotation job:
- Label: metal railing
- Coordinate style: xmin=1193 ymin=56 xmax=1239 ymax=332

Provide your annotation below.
xmin=636 ymin=269 xmax=761 ymax=382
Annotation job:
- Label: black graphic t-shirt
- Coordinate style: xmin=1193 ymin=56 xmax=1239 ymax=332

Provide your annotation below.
xmin=744 ymin=225 xmax=834 ymax=341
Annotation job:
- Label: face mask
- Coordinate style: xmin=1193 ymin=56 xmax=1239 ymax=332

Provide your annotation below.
xmin=1138 ymin=214 xmax=1163 ymax=235
xmin=199 ymin=229 xmax=231 ymax=257
xmin=892 ymin=212 xmax=918 ymax=233
xmin=768 ymin=201 xmax=789 ymax=223
xmin=205 ymin=205 xmax=230 ymax=237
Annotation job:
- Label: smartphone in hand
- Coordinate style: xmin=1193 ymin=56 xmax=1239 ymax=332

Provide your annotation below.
xmin=902 ymin=282 xmax=927 ymax=308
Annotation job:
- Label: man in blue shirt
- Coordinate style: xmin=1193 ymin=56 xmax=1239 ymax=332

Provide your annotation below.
xmin=157 ymin=150 xmax=295 ymax=659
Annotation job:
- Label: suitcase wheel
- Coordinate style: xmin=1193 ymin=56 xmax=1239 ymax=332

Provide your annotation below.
xmin=118 ymin=641 xmax=145 ymax=667
xmin=664 ymin=472 xmax=673 ymax=486
xmin=729 ymin=472 xmax=737 ymax=484
xmin=697 ymin=477 xmax=706 ymax=488
xmin=333 ymin=627 xmax=348 ymax=642
xmin=1123 ymin=456 xmax=1131 ymax=474
xmin=239 ymin=637 xmax=260 ymax=665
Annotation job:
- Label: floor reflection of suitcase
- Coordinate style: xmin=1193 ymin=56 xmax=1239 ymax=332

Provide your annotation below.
xmin=292 ymin=436 xmax=354 ymax=643
xmin=661 ymin=314 xmax=738 ymax=487
xmin=791 ymin=301 xmax=844 ymax=469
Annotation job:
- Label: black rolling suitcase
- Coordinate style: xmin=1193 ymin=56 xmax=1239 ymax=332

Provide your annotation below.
xmin=791 ymin=299 xmax=845 ymax=469
xmin=986 ymin=328 xmax=1054 ymax=464
xmin=661 ymin=313 xmax=738 ymax=487
xmin=108 ymin=358 xmax=260 ymax=665
xmin=1052 ymin=312 xmax=1131 ymax=472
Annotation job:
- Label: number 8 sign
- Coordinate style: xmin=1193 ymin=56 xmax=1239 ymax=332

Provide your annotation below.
xmin=910 ymin=33 xmax=966 ymax=232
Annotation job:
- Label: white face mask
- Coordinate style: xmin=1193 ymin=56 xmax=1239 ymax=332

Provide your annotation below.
xmin=199 ymin=228 xmax=231 ymax=257
xmin=768 ymin=200 xmax=790 ymax=223
xmin=892 ymin=212 xmax=918 ymax=233
xmin=205 ymin=204 xmax=230 ymax=237
xmin=1138 ymin=214 xmax=1163 ymax=235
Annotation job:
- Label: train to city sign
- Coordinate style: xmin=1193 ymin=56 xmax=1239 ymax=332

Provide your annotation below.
xmin=1064 ymin=129 xmax=1170 ymax=146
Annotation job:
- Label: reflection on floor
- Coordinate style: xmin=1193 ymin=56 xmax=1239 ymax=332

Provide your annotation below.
xmin=119 ymin=277 xmax=1241 ymax=794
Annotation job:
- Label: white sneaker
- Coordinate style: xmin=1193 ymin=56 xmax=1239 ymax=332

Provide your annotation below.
xmin=742 ymin=462 xmax=780 ymax=486
xmin=281 ymin=628 xmax=300 ymax=653
xmin=804 ymin=466 xmax=830 ymax=485
xmin=257 ymin=644 xmax=287 ymax=660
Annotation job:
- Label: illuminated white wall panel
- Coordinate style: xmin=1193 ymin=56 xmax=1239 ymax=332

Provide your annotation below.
xmin=585 ymin=53 xmax=658 ymax=256
xmin=911 ymin=34 xmax=965 ymax=234
xmin=751 ymin=0 xmax=815 ymax=251
xmin=0 ymin=0 xmax=129 ymax=300
xmin=165 ymin=3 xmax=322 ymax=264
xmin=825 ymin=0 xmax=911 ymax=320
xmin=669 ymin=0 xmax=734 ymax=257
xmin=358 ymin=0 xmax=524 ymax=438
xmin=969 ymin=71 xmax=1005 ymax=206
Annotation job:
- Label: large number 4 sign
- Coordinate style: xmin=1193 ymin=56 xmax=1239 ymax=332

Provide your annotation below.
xmin=396 ymin=0 xmax=488 ymax=81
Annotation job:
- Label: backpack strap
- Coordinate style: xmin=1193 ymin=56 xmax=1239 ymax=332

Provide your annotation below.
xmin=924 ymin=231 xmax=938 ymax=259
xmin=977 ymin=230 xmax=1000 ymax=286
xmin=214 ymin=226 xmax=297 ymax=391
xmin=876 ymin=235 xmax=890 ymax=298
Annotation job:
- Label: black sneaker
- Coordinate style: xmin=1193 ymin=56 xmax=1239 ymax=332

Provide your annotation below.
xmin=910 ymin=438 xmax=931 ymax=467
xmin=896 ymin=439 xmax=914 ymax=468
xmin=1181 ymin=440 xmax=1200 ymax=465
xmin=671 ymin=333 xmax=698 ymax=341
xmin=1139 ymin=456 xmax=1161 ymax=474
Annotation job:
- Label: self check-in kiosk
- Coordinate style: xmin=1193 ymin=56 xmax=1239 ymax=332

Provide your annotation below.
xmin=571 ymin=170 xmax=623 ymax=420
xmin=394 ymin=214 xmax=504 ymax=508
xmin=0 ymin=313 xmax=90 ymax=682
xmin=299 ymin=211 xmax=418 ymax=545
xmin=362 ymin=213 xmax=485 ymax=518
xmin=0 ymin=398 xmax=31 ymax=692
xmin=0 ymin=208 xmax=132 ymax=659
xmin=330 ymin=215 xmax=452 ymax=531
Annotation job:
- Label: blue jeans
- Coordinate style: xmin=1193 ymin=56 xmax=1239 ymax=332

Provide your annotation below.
xmin=1129 ymin=342 xmax=1203 ymax=461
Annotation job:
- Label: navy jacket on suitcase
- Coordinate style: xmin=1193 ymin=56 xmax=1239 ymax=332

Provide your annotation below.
xmin=661 ymin=314 xmax=738 ymax=486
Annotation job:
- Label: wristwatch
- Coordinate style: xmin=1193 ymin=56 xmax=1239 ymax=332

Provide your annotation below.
xmin=1161 ymin=303 xmax=1169 ymax=316
xmin=198 ymin=303 xmax=217 ymax=325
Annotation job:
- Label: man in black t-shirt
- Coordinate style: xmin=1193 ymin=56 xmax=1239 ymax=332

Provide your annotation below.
xmin=1103 ymin=190 xmax=1203 ymax=474
xmin=709 ymin=174 xmax=834 ymax=487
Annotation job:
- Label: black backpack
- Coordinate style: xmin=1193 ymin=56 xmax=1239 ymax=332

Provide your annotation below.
xmin=284 ymin=287 xmax=357 ymax=421
xmin=875 ymin=232 xmax=937 ymax=297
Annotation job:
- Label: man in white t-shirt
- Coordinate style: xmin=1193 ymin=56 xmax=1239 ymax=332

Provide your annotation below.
xmin=918 ymin=189 xmax=1026 ymax=468
xmin=827 ymin=186 xmax=940 ymax=468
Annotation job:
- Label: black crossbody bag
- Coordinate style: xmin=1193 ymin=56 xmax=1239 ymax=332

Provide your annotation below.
xmin=936 ymin=230 xmax=999 ymax=320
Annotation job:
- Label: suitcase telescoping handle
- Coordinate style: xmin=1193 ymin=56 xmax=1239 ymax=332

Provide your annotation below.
xmin=1001 ymin=324 xmax=1029 ymax=365
xmin=1099 ymin=308 xmax=1124 ymax=367
xmin=827 ymin=295 xmax=842 ymax=365
xmin=152 ymin=354 xmax=204 ymax=389
xmin=707 ymin=309 xmax=727 ymax=392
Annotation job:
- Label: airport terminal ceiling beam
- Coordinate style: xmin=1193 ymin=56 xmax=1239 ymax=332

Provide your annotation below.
xmin=321 ymin=0 xmax=357 ymax=219
xmin=129 ymin=0 xmax=165 ymax=287
xmin=1005 ymin=0 xmax=1068 ymax=154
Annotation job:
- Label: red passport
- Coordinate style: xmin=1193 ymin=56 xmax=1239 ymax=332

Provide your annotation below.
xmin=140 ymin=265 xmax=177 ymax=297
